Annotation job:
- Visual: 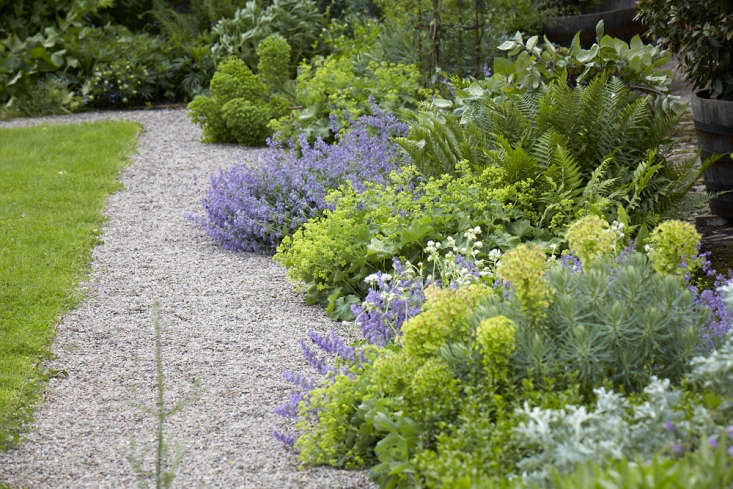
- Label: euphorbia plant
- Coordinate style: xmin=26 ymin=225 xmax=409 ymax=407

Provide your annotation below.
xmin=636 ymin=0 xmax=733 ymax=100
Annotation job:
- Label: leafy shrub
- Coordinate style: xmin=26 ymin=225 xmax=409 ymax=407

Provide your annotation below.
xmin=256 ymin=33 xmax=290 ymax=88
xmin=193 ymin=108 xmax=407 ymax=253
xmin=283 ymin=214 xmax=733 ymax=488
xmin=565 ymin=215 xmax=619 ymax=266
xmin=188 ymin=52 xmax=288 ymax=144
xmin=274 ymin=164 xmax=522 ymax=319
xmin=636 ymin=0 xmax=733 ymax=100
xmin=220 ymin=98 xmax=270 ymax=145
xmin=496 ymin=244 xmax=552 ymax=319
xmin=269 ymin=54 xmax=431 ymax=142
xmin=488 ymin=26 xmax=674 ymax=99
xmin=400 ymin=73 xmax=706 ymax=235
xmin=145 ymin=0 xmax=239 ymax=41
xmin=401 ymin=285 xmax=492 ymax=359
xmin=513 ymin=377 xmax=713 ymax=484
xmin=3 ymin=76 xmax=81 ymax=116
xmin=211 ymin=0 xmax=323 ymax=71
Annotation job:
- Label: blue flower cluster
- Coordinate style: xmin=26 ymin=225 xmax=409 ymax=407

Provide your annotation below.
xmin=194 ymin=107 xmax=408 ymax=254
xmin=689 ymin=251 xmax=733 ymax=343
xmin=351 ymin=257 xmax=427 ymax=346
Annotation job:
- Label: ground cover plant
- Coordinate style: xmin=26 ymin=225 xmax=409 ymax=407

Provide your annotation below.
xmin=0 ymin=120 xmax=139 ymax=449
xmin=193 ymin=107 xmax=408 ymax=253
xmin=276 ymin=216 xmax=733 ymax=488
xmin=274 ymin=163 xmax=527 ymax=319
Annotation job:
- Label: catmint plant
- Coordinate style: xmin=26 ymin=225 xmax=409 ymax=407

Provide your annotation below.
xmin=193 ymin=107 xmax=408 ymax=253
xmin=275 ymin=226 xmax=495 ymax=446
xmin=352 ymin=227 xmax=499 ymax=346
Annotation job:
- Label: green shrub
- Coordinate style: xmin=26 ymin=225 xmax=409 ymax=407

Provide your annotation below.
xmin=187 ymin=53 xmax=283 ymax=145
xmin=274 ymin=164 xmax=523 ymax=319
xmin=565 ymin=214 xmax=619 ymax=266
xmin=188 ymin=95 xmax=229 ymax=142
xmin=3 ymin=76 xmax=81 ymax=117
xmin=496 ymin=244 xmax=552 ymax=320
xmin=550 ymin=442 xmax=733 ymax=489
xmin=221 ymin=98 xmax=271 ymax=146
xmin=401 ymin=285 xmax=491 ymax=359
xmin=477 ymin=248 xmax=708 ymax=393
xmin=256 ymin=33 xmax=291 ymax=89
xmin=400 ymin=73 xmax=706 ymax=236
xmin=489 ymin=27 xmax=674 ymax=97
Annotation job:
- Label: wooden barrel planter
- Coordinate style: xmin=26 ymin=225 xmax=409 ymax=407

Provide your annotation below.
xmin=692 ymin=91 xmax=733 ymax=218
xmin=543 ymin=0 xmax=646 ymax=47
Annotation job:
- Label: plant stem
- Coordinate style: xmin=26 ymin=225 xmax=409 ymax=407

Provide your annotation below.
xmin=154 ymin=305 xmax=165 ymax=489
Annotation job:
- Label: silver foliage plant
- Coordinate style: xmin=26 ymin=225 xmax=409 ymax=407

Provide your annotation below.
xmin=513 ymin=376 xmax=714 ymax=484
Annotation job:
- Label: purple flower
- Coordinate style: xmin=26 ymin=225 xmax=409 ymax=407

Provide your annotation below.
xmin=272 ymin=430 xmax=296 ymax=448
xmin=299 ymin=339 xmax=330 ymax=376
xmin=561 ymin=253 xmax=582 ymax=272
xmin=352 ymin=259 xmax=427 ymax=346
xmin=664 ymin=420 xmax=677 ymax=432
xmin=283 ymin=370 xmax=315 ymax=391
xmin=708 ymin=436 xmax=719 ymax=450
xmin=273 ymin=390 xmax=307 ymax=418
xmin=307 ymin=330 xmax=357 ymax=363
xmin=193 ymin=107 xmax=408 ymax=253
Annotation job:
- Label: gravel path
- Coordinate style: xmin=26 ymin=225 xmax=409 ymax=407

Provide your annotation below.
xmin=0 ymin=109 xmax=375 ymax=489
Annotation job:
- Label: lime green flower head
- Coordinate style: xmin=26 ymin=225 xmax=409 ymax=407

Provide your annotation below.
xmin=475 ymin=315 xmax=516 ymax=375
xmin=565 ymin=215 xmax=616 ymax=266
xmin=646 ymin=220 xmax=701 ymax=276
xmin=497 ymin=244 xmax=552 ymax=319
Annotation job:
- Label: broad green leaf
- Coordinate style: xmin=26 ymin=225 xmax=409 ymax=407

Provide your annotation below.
xmin=493 ymin=56 xmax=514 ymax=76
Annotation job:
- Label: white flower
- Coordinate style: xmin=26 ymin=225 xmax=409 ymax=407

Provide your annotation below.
xmin=488 ymin=249 xmax=502 ymax=261
xmin=381 ymin=274 xmax=392 ymax=282
xmin=365 ymin=273 xmax=380 ymax=284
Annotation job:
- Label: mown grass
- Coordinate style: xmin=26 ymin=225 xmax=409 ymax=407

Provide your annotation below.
xmin=0 ymin=120 xmax=140 ymax=451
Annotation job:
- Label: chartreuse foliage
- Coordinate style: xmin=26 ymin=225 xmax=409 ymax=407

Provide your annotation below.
xmin=0 ymin=120 xmax=139 ymax=450
xmin=564 ymin=214 xmax=618 ymax=266
xmin=646 ymin=220 xmax=702 ymax=277
xmin=399 ymin=73 xmax=707 ymax=237
xmin=188 ymin=35 xmax=291 ymax=145
xmin=274 ymin=164 xmax=523 ymax=320
xmin=269 ymin=53 xmax=431 ymax=142
xmin=292 ymin=216 xmax=727 ymax=489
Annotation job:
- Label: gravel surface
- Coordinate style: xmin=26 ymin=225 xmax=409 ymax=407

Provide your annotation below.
xmin=0 ymin=109 xmax=375 ymax=489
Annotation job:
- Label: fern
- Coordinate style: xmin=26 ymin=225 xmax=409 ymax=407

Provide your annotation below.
xmin=404 ymin=72 xmax=695 ymax=238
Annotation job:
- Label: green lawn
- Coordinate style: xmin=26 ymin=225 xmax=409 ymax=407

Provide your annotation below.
xmin=0 ymin=120 xmax=140 ymax=450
